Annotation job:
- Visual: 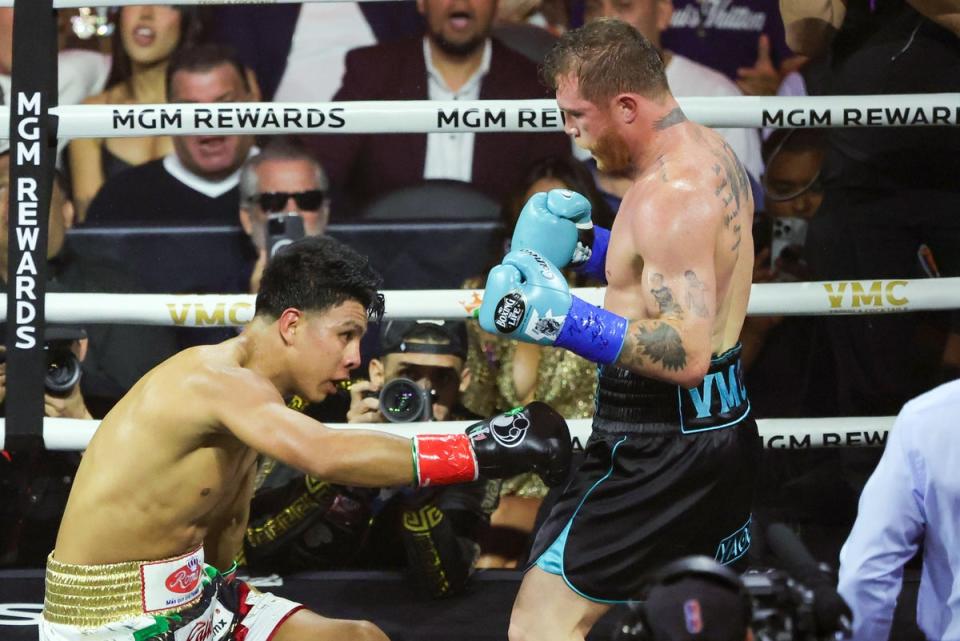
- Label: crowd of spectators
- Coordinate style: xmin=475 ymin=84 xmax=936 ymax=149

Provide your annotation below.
xmin=1 ymin=2 xmax=958 ymax=638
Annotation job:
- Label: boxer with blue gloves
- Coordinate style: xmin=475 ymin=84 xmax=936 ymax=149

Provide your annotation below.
xmin=497 ymin=20 xmax=764 ymax=641
xmin=510 ymin=188 xmax=611 ymax=283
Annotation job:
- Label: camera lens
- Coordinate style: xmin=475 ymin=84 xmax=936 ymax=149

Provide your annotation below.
xmin=45 ymin=343 xmax=82 ymax=396
xmin=379 ymin=378 xmax=431 ymax=423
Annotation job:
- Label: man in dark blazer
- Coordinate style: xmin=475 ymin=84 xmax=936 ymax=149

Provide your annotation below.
xmin=307 ymin=0 xmax=572 ymax=218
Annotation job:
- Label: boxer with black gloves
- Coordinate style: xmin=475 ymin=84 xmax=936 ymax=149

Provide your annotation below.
xmin=415 ymin=402 xmax=571 ymax=487
xmin=480 ymin=21 xmax=763 ymax=641
xmin=41 ymin=236 xmax=571 ymax=641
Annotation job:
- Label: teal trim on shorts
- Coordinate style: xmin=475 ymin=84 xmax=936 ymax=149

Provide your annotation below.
xmin=533 ymin=436 xmax=628 ymax=605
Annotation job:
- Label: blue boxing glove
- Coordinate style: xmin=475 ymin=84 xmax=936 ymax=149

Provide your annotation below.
xmin=510 ymin=189 xmax=610 ymax=282
xmin=479 ymin=249 xmax=628 ymax=364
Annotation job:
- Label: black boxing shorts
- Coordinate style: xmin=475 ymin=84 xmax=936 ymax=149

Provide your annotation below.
xmin=529 ymin=344 xmax=762 ymax=603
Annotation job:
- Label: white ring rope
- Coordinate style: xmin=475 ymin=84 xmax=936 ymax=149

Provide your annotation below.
xmin=0 ymin=416 xmax=896 ymax=452
xmin=1 ymin=278 xmax=955 ymax=326
xmin=2 ymin=94 xmax=958 ymax=138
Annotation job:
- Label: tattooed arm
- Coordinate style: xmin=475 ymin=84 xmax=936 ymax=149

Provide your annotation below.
xmin=613 ymin=192 xmax=718 ymax=389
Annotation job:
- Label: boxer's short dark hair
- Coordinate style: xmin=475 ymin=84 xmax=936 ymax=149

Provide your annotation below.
xmin=256 ymin=236 xmax=384 ymax=322
xmin=542 ymin=18 xmax=668 ymax=104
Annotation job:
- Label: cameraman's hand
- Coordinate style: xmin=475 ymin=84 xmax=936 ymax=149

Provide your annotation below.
xmin=347 ymin=380 xmax=383 ymax=424
xmin=44 ymin=386 xmax=93 ymax=420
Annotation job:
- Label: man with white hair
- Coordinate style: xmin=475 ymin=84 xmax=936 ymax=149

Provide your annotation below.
xmin=238 ymin=139 xmax=331 ymax=293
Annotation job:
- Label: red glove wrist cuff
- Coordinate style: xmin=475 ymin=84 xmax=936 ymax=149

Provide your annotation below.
xmin=413 ymin=434 xmax=478 ymax=487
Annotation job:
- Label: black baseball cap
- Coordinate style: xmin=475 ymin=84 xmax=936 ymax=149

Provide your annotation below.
xmin=379 ymin=319 xmax=467 ymax=360
xmin=643 ymin=575 xmax=750 ymax=641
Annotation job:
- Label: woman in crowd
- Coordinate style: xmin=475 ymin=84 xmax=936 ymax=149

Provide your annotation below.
xmin=68 ymin=6 xmax=205 ymax=221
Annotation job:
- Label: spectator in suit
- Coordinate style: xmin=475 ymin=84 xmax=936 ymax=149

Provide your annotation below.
xmin=84 ymin=43 xmax=259 ymax=228
xmin=238 ymin=138 xmax=331 ymax=294
xmin=308 ymin=0 xmax=573 ymax=217
xmin=207 ymin=3 xmax=422 ymax=103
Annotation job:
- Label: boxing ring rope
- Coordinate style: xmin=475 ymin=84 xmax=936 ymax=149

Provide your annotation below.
xmin=3 ymin=94 xmax=959 ymax=136
xmin=0 ymin=415 xmax=897 ymax=452
xmin=0 ymin=277 xmax=957 ymax=325
xmin=3 ymin=0 xmax=956 ymax=456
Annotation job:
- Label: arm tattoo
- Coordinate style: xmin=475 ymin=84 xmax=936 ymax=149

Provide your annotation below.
xmin=654 ymin=108 xmax=688 ymax=130
xmin=627 ymin=324 xmax=687 ymax=371
xmin=650 ymin=274 xmax=684 ymax=317
xmin=683 ymin=270 xmax=709 ymax=318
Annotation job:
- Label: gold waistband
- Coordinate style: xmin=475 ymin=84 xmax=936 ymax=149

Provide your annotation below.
xmin=43 ymin=552 xmax=199 ymax=628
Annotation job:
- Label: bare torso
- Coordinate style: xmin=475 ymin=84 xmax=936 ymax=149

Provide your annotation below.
xmin=604 ymin=121 xmax=754 ymax=359
xmin=54 ymin=341 xmax=257 ymax=568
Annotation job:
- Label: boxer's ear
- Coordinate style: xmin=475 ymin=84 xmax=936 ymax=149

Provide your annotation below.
xmin=278 ymin=308 xmax=303 ymax=345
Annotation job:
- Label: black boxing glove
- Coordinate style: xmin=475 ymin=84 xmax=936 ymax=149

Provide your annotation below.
xmin=466 ymin=402 xmax=572 ymax=487
xmin=413 ymin=402 xmax=572 ymax=487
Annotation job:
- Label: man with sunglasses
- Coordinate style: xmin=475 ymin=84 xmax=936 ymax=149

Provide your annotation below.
xmin=239 ymin=139 xmax=331 ymax=293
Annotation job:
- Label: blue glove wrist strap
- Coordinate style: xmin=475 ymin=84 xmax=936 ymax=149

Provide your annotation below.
xmin=575 ymin=226 xmax=610 ymax=283
xmin=555 ymin=295 xmax=627 ymax=365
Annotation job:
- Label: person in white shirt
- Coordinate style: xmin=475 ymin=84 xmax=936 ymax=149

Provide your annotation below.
xmin=579 ymin=0 xmax=762 ymax=204
xmin=309 ymin=0 xmax=570 ymax=215
xmin=838 ymin=379 xmax=960 ymax=641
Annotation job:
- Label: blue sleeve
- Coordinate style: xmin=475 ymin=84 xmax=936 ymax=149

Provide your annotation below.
xmin=554 ymin=295 xmax=627 ymax=364
xmin=838 ymin=415 xmax=925 ymax=641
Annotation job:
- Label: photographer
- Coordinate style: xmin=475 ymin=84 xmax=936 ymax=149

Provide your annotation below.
xmin=238 ymin=137 xmax=330 ymax=294
xmin=243 ymin=320 xmax=499 ymax=598
xmin=0 ymin=142 xmax=178 ymax=417
xmin=0 ymin=326 xmax=93 ymax=421
xmin=0 ymin=326 xmax=91 ymax=566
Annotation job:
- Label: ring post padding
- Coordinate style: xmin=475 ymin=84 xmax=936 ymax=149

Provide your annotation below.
xmin=4 ymin=0 xmax=57 ymax=451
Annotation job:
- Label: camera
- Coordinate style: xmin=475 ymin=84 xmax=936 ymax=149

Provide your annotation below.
xmin=44 ymin=340 xmax=83 ymax=396
xmin=0 ymin=339 xmax=82 ymax=396
xmin=267 ymin=213 xmax=306 ymax=258
xmin=378 ymin=378 xmax=434 ymax=423
xmin=742 ymin=569 xmax=827 ymax=641
xmin=615 ymin=567 xmax=840 ymax=641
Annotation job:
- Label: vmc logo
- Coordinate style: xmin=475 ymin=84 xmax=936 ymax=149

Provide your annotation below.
xmin=823 ymin=280 xmax=908 ymax=311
